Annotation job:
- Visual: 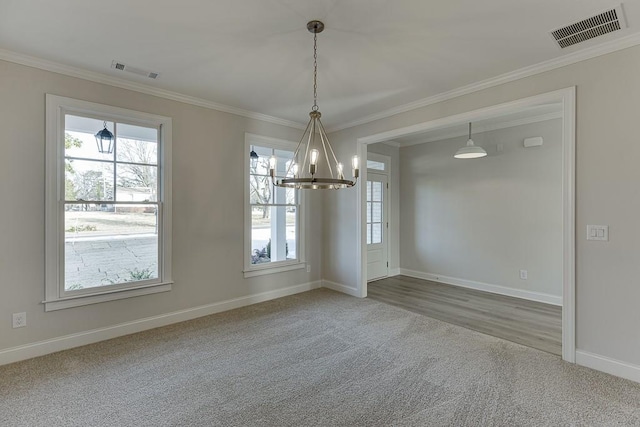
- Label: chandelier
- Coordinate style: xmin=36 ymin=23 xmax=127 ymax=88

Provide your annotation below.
xmin=269 ymin=20 xmax=359 ymax=189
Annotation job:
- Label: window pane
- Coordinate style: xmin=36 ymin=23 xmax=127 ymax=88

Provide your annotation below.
xmin=367 ymin=202 xmax=371 ymax=223
xmin=64 ymin=203 xmax=159 ymax=290
xmin=372 ymin=223 xmax=382 ymax=244
xmin=367 ymin=160 xmax=385 ymax=171
xmin=116 ymin=124 xmax=158 ymax=165
xmin=367 ymin=224 xmax=372 ymax=245
xmin=251 ymin=147 xmax=272 ymax=176
xmin=65 ymin=115 xmax=113 ymax=161
xmin=285 ymin=187 xmax=297 ymax=205
xmin=274 ymin=150 xmax=294 ymax=178
xmin=372 ymin=202 xmax=382 ymax=222
xmin=250 ymin=156 xmax=269 ymax=176
xmin=251 ymin=206 xmax=297 ymax=264
xmin=250 ymin=174 xmax=274 ymax=204
xmin=249 ymin=178 xmax=297 ymax=206
xmin=367 ymin=181 xmax=372 ymax=201
xmin=116 ymin=164 xmax=157 ymax=202
xmin=372 ymin=182 xmax=383 ymax=202
xmin=65 ymin=160 xmax=114 ymax=201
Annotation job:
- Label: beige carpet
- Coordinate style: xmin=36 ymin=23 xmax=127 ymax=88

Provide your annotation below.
xmin=1 ymin=289 xmax=639 ymax=426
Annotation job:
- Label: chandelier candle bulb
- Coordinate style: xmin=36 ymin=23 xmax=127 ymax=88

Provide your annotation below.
xmin=336 ymin=163 xmax=344 ymax=179
xmin=352 ymin=155 xmax=360 ymax=178
xmin=269 ymin=155 xmax=277 ymax=178
xmin=309 ymin=149 xmax=319 ymax=175
xmin=291 ymin=163 xmax=299 ymax=178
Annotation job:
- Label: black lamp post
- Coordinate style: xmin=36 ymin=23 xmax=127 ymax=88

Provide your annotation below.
xmin=95 ymin=121 xmax=114 ymax=154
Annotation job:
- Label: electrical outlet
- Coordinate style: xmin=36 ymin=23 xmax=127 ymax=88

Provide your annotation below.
xmin=306 ymin=264 xmax=311 ymax=273
xmin=12 ymin=312 xmax=26 ymax=328
xmin=520 ymin=270 xmax=528 ymax=280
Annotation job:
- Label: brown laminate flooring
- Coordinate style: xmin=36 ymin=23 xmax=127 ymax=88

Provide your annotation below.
xmin=367 ymin=275 xmax=562 ymax=355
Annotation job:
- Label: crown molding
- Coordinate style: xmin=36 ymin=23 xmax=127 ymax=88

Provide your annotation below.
xmin=399 ymin=111 xmax=563 ymax=147
xmin=329 ymin=31 xmax=640 ymax=133
xmin=0 ymin=49 xmax=306 ymax=130
xmin=3 ymin=30 xmax=640 ymax=134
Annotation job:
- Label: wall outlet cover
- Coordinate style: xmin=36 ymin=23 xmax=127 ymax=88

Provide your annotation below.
xmin=587 ymin=225 xmax=609 ymax=241
xmin=520 ymin=270 xmax=528 ymax=280
xmin=12 ymin=312 xmax=26 ymax=328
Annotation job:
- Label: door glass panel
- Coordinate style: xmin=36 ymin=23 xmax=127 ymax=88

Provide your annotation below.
xmin=367 ymin=160 xmax=385 ymax=171
xmin=372 ymin=223 xmax=382 ymax=244
xmin=372 ymin=182 xmax=382 ymax=202
xmin=372 ymin=202 xmax=382 ymax=222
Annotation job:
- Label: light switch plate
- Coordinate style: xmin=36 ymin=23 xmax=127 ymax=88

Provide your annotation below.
xmin=587 ymin=225 xmax=609 ymax=241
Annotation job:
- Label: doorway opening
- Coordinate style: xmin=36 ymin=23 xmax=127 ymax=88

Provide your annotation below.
xmin=366 ymin=153 xmax=391 ymax=282
xmin=355 ymin=88 xmax=575 ymax=362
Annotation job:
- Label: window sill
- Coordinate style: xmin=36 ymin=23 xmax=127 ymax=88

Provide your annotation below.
xmin=243 ymin=262 xmax=306 ymax=278
xmin=43 ymin=282 xmax=173 ymax=312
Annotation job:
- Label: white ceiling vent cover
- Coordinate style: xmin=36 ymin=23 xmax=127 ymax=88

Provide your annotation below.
xmin=111 ymin=60 xmax=159 ymax=79
xmin=551 ymin=5 xmax=626 ymax=49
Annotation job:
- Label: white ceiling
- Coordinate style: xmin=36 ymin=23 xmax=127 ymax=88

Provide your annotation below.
xmin=1 ymin=1 xmax=638 ymax=129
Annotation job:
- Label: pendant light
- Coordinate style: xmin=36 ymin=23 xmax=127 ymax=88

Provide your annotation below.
xmin=95 ymin=121 xmax=115 ymax=154
xmin=454 ymin=122 xmax=487 ymax=159
xmin=269 ymin=20 xmax=359 ymax=189
xmin=249 ymin=146 xmax=259 ymax=169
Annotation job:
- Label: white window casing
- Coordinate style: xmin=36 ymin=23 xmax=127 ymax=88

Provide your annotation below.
xmin=44 ymin=95 xmax=173 ymax=311
xmin=244 ymin=133 xmax=306 ymax=278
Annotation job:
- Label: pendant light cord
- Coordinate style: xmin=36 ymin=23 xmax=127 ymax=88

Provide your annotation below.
xmin=468 ymin=122 xmax=472 ymax=140
xmin=312 ymin=31 xmax=318 ymax=111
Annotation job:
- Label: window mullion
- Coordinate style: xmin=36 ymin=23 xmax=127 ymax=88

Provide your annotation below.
xmin=113 ymin=122 xmax=118 ymax=202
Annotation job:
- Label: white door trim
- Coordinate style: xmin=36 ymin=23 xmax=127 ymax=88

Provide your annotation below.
xmin=366 ymin=172 xmax=389 ymax=281
xmin=355 ymin=87 xmax=576 ymax=363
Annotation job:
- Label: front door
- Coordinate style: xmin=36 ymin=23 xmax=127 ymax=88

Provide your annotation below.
xmin=366 ymin=173 xmax=388 ymax=281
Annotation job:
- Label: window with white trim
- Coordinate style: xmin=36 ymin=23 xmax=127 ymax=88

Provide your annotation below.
xmin=244 ymin=134 xmax=305 ymax=277
xmin=45 ymin=95 xmax=172 ymax=311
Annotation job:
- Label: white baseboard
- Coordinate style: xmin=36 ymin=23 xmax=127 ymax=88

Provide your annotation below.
xmin=389 ymin=268 xmax=401 ymax=277
xmin=576 ymin=350 xmax=640 ymax=384
xmin=322 ymin=280 xmax=361 ymax=297
xmin=0 ymin=281 xmax=321 ymax=366
xmin=399 ymin=269 xmax=562 ymax=306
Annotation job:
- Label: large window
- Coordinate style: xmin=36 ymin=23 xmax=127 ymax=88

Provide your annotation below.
xmin=244 ymin=134 xmax=304 ymax=277
xmin=45 ymin=95 xmax=172 ymax=311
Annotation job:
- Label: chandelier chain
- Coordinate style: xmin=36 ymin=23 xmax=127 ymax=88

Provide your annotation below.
xmin=312 ymin=31 xmax=318 ymax=111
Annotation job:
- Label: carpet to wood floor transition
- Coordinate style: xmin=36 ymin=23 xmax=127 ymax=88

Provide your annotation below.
xmin=1 ymin=288 xmax=639 ymax=426
xmin=368 ymin=275 xmax=562 ymax=355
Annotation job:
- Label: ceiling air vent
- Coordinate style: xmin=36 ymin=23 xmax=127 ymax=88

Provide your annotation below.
xmin=551 ymin=5 xmax=626 ymax=48
xmin=111 ymin=60 xmax=160 ymax=79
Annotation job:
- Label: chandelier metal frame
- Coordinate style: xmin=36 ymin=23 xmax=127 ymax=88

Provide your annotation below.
xmin=269 ymin=20 xmax=359 ymax=190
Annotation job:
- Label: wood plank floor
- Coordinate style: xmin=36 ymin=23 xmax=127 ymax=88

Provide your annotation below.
xmin=367 ymin=275 xmax=562 ymax=355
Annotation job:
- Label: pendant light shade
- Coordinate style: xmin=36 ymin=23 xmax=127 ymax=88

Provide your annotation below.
xmin=454 ymin=122 xmax=487 ymax=159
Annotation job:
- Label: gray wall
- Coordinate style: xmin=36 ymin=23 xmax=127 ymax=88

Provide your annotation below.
xmin=0 ymin=60 xmax=321 ymax=352
xmin=324 ymin=44 xmax=640 ymax=366
xmin=399 ymin=120 xmax=563 ymax=298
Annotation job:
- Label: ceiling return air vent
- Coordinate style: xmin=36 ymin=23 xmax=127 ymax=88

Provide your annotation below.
xmin=551 ymin=5 xmax=627 ymax=48
xmin=111 ymin=60 xmax=160 ymax=79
